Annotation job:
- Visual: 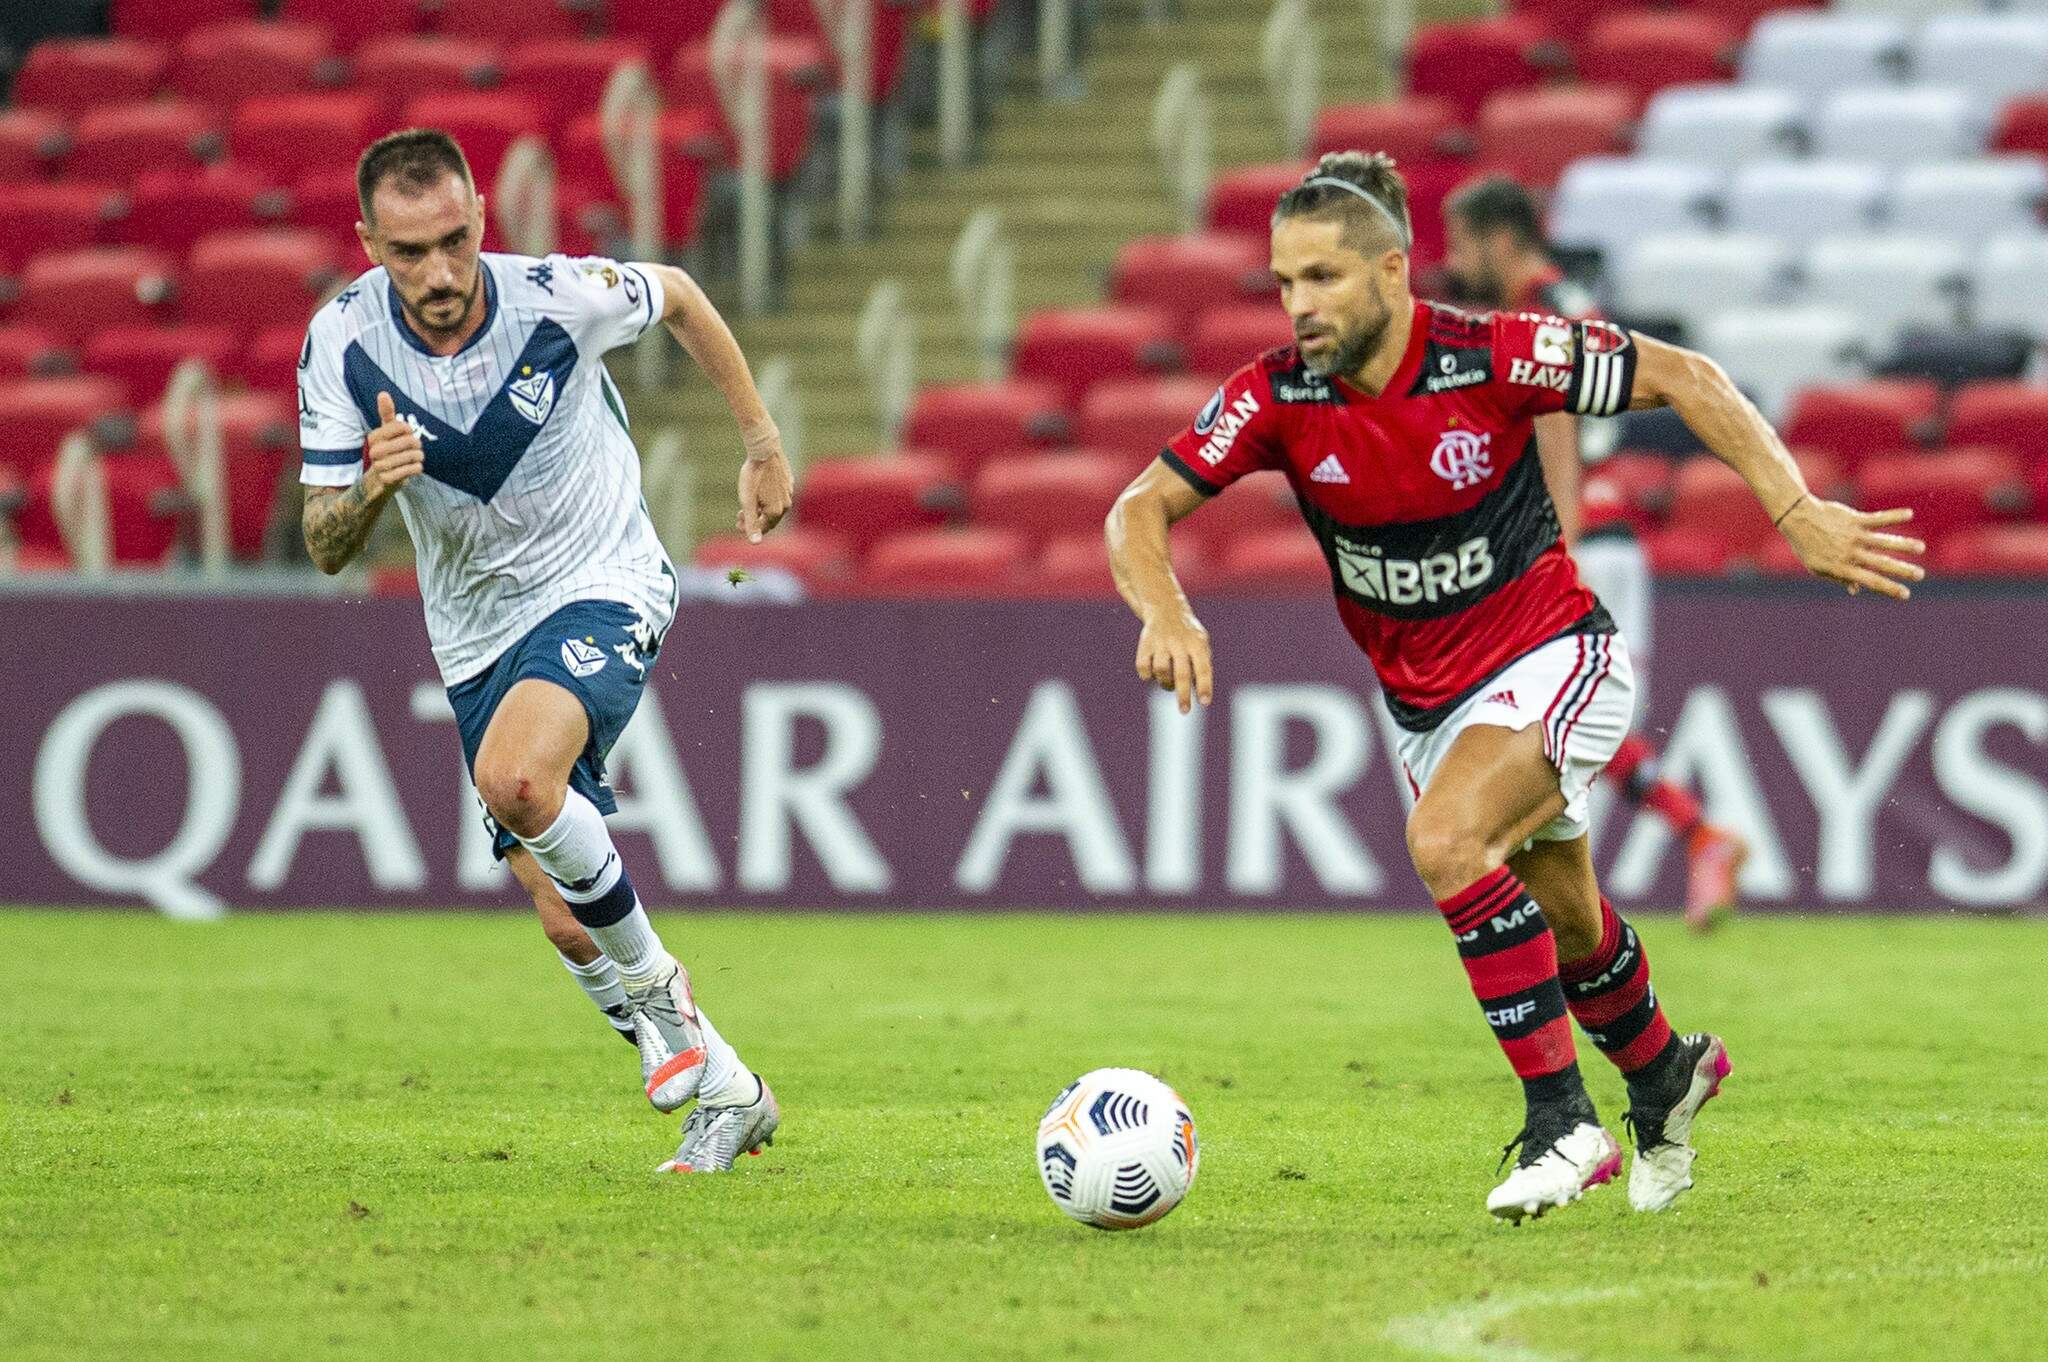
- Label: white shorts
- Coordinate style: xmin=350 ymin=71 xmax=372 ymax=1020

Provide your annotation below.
xmin=1394 ymin=631 xmax=1637 ymax=844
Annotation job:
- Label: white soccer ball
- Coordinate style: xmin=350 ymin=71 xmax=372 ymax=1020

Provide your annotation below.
xmin=1035 ymin=1067 xmax=1198 ymax=1230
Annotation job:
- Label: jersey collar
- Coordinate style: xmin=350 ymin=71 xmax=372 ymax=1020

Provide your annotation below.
xmin=1332 ymin=298 xmax=1428 ymax=403
xmin=388 ymin=256 xmax=498 ymax=359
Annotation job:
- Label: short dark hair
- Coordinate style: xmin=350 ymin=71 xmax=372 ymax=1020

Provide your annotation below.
xmin=1272 ymin=151 xmax=1413 ymax=255
xmin=1444 ymin=175 xmax=1545 ymax=249
xmin=356 ymin=128 xmax=475 ymax=224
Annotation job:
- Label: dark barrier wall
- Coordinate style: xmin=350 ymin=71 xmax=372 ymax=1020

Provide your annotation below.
xmin=3 ymin=586 xmax=2042 ymax=915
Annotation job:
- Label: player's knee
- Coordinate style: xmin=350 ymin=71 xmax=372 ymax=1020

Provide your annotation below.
xmin=1405 ymin=807 xmax=1496 ymax=900
xmin=474 ymin=758 xmax=561 ymax=840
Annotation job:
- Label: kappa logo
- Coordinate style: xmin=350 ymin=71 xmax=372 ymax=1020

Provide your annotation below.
xmin=1309 ymin=454 xmax=1349 ymax=484
xmin=560 ymin=636 xmax=607 ymax=678
xmin=402 ymin=412 xmax=437 ymax=443
xmin=1430 ymin=427 xmax=1493 ymax=490
xmin=508 ymin=366 xmax=557 ymax=426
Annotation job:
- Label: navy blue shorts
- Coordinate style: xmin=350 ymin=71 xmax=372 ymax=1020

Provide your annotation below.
xmin=447 ymin=599 xmax=666 ymax=858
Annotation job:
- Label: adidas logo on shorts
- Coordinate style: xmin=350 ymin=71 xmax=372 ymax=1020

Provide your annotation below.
xmin=1481 ymin=688 xmax=1517 ymax=708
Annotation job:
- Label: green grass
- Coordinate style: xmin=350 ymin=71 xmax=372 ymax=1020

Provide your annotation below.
xmin=2 ymin=911 xmax=2043 ymax=1362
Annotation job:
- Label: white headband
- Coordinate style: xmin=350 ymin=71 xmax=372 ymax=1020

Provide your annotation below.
xmin=1301 ymin=176 xmax=1411 ymax=250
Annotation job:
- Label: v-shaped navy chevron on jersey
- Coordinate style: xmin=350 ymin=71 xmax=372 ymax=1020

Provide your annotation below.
xmin=341 ymin=319 xmax=580 ymax=502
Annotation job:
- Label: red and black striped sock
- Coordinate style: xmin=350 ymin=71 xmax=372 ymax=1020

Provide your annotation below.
xmin=1437 ymin=868 xmax=1586 ymax=1108
xmin=1558 ymin=897 xmax=1680 ymax=1083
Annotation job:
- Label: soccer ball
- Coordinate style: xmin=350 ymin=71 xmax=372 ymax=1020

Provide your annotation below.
xmin=1035 ymin=1068 xmax=1198 ymax=1230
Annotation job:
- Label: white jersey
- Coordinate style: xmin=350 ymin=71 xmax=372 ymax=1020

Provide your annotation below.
xmin=297 ymin=252 xmax=677 ymax=684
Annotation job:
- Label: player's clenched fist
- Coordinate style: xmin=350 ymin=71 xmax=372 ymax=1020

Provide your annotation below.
xmin=363 ymin=390 xmax=426 ymax=499
xmin=737 ymin=422 xmax=793 ymax=543
xmin=1136 ymin=609 xmax=1214 ymax=714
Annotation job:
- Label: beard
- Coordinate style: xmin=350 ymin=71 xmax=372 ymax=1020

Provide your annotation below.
xmin=1298 ymin=294 xmax=1393 ymax=379
xmin=400 ymin=271 xmax=483 ymax=339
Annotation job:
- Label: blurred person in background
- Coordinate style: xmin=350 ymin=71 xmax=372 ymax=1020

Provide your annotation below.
xmin=1444 ymin=175 xmax=1747 ymax=932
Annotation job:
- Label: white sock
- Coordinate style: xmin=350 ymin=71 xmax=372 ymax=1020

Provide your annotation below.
xmin=695 ymin=1007 xmax=757 ymax=1107
xmin=557 ymin=951 xmax=632 ymax=1033
xmin=519 ymin=792 xmax=672 ymax=989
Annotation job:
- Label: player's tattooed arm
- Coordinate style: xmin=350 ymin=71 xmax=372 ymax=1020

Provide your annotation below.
xmin=642 ymin=262 xmax=792 ymax=542
xmin=1628 ymin=332 xmax=1926 ymax=600
xmin=302 ymin=391 xmax=422 ymax=574
xmin=1108 ymin=460 xmax=1214 ymax=714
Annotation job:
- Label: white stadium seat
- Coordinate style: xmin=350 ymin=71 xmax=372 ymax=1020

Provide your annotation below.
xmin=1814 ymin=87 xmax=1986 ymax=166
xmin=1612 ymin=234 xmax=1793 ymax=333
xmin=1697 ymin=308 xmax=1868 ymax=421
xmin=1889 ymin=158 xmax=2048 ymax=247
xmin=1797 ymin=234 xmax=1969 ymax=337
xmin=1740 ymin=13 xmax=1908 ymax=100
xmin=1636 ymin=86 xmax=1806 ymax=169
xmin=1833 ymin=0 xmax=1972 ymax=19
xmin=1971 ymin=233 xmax=2048 ymax=339
xmin=1912 ymin=14 xmax=2048 ymax=114
xmin=1547 ymin=159 xmax=1722 ymax=261
xmin=1725 ymin=160 xmax=1888 ymax=245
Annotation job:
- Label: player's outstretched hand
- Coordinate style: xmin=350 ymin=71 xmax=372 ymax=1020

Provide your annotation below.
xmin=737 ymin=432 xmax=793 ymax=543
xmin=1136 ymin=609 xmax=1214 ymax=714
xmin=363 ymin=391 xmax=426 ymax=500
xmin=1778 ymin=497 xmax=1926 ymax=600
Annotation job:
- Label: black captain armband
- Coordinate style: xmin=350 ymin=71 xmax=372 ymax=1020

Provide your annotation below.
xmin=1568 ymin=320 xmax=1637 ymax=419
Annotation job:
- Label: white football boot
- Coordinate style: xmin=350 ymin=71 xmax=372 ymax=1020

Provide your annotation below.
xmin=1626 ymin=1033 xmax=1731 ymax=1213
xmin=658 ymin=1075 xmax=780 ymax=1174
xmin=625 ymin=962 xmax=707 ymax=1113
xmin=1487 ymin=1115 xmax=1623 ymax=1224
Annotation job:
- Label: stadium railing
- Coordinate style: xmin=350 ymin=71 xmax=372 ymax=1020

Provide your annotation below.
xmin=712 ymin=0 xmax=775 ymax=317
xmin=1151 ymin=62 xmax=1210 ymax=234
xmin=937 ymin=0 xmax=975 ymax=169
xmin=950 ymin=206 xmax=1017 ymax=383
xmin=822 ymin=0 xmax=875 ymax=240
xmin=596 ymin=57 xmax=664 ymax=388
xmin=158 ymin=358 xmax=227 ymax=574
xmin=858 ymin=279 xmax=917 ymax=449
xmin=494 ymin=136 xmax=560 ymax=257
xmin=1261 ymin=0 xmax=1323 ymax=159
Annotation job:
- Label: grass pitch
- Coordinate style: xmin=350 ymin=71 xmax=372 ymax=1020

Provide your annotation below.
xmin=1 ymin=910 xmax=2042 ymax=1362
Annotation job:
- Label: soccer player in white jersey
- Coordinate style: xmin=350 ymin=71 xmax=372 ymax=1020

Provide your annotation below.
xmin=296 ymin=130 xmax=792 ymax=1173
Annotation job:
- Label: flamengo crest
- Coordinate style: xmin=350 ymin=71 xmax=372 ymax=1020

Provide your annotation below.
xmin=1430 ymin=428 xmax=1493 ymax=490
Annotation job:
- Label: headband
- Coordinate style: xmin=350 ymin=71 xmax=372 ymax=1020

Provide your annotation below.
xmin=1301 ymin=176 xmax=1411 ymax=250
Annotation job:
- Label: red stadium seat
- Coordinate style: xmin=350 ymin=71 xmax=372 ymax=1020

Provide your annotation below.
xmin=0 ymin=376 xmax=130 ymax=479
xmin=1668 ymin=457 xmax=1774 ymax=555
xmin=609 ymin=0 xmax=725 ymax=65
xmin=557 ymin=105 xmax=723 ymax=253
xmin=1858 ymin=449 xmax=2025 ymax=541
xmin=1011 ymin=307 xmax=1180 ymax=410
xmin=134 ymin=391 xmax=295 ymax=559
xmin=500 ymin=38 xmax=652 ymax=137
xmin=1075 ymin=377 xmax=1221 ymax=461
xmin=765 ymin=0 xmax=911 ymax=102
xmin=694 ymin=528 xmax=856 ymax=589
xmin=1206 ymin=162 xmax=1312 ymax=240
xmin=1935 ymin=524 xmax=2048 ymax=577
xmin=232 ymin=93 xmax=383 ymax=180
xmin=1186 ymin=305 xmax=1294 ymax=382
xmin=182 ymin=230 xmax=338 ymax=333
xmin=15 ymin=247 xmax=176 ymax=343
xmin=122 ymin=163 xmax=282 ymax=257
xmin=1642 ymin=524 xmax=1737 ymax=576
xmin=967 ymin=455 xmax=1130 ymax=547
xmin=857 ymin=528 xmax=1030 ymax=597
xmin=901 ymin=380 xmax=1069 ymax=480
xmin=1994 ymin=96 xmax=2048 ymax=160
xmin=0 ymin=183 xmax=123 ymax=274
xmin=1311 ymin=96 xmax=1462 ymax=163
xmin=1109 ymin=234 xmax=1274 ymax=332
xmin=1035 ymin=530 xmax=1215 ymax=599
xmin=436 ymin=0 xmax=587 ymax=42
xmin=289 ymin=168 xmax=370 ymax=263
xmin=0 ymin=109 xmax=68 ymax=182
xmin=85 ymin=326 xmax=242 ymax=406
xmin=671 ymin=36 xmax=824 ymax=182
xmin=1680 ymin=0 xmax=1821 ymax=37
xmin=1508 ymin=0 xmax=1642 ymax=41
xmin=1945 ymin=382 xmax=2048 ymax=463
xmin=1207 ymin=524 xmax=1329 ymax=594
xmin=278 ymin=0 xmax=424 ymax=51
xmin=239 ymin=325 xmax=311 ymax=397
xmin=796 ymin=454 xmax=956 ymax=550
xmin=65 ymin=102 xmax=222 ymax=183
xmin=1584 ymin=451 xmax=1676 ymax=529
xmin=1781 ymin=380 xmax=1940 ymax=472
xmin=15 ymin=449 xmax=185 ymax=566
xmin=1406 ymin=19 xmax=1549 ymax=123
xmin=1393 ymin=155 xmax=1474 ymax=272
xmin=111 ymin=0 xmax=260 ymax=43
xmin=352 ymin=36 xmax=498 ymax=112
xmin=170 ymin=21 xmax=334 ymax=110
xmin=12 ymin=39 xmax=171 ymax=118
xmin=1577 ymin=13 xmax=1737 ymax=103
xmin=1475 ymin=86 xmax=1636 ymax=190
xmin=0 ymin=328 xmax=70 ymax=383
xmin=399 ymin=93 xmax=545 ymax=193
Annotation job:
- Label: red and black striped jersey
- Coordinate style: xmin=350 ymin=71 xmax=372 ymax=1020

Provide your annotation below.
xmin=1163 ymin=298 xmax=1637 ymax=730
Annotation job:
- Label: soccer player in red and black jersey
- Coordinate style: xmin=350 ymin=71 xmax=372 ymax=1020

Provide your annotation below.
xmin=1443 ymin=175 xmax=1748 ymax=932
xmin=1106 ymin=153 xmax=1925 ymax=1222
